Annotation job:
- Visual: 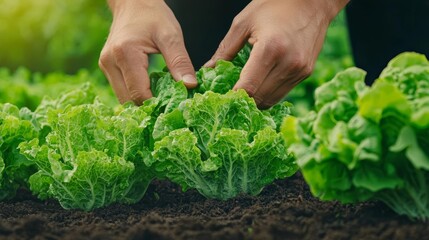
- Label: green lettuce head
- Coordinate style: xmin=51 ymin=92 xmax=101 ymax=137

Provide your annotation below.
xmin=148 ymin=89 xmax=297 ymax=200
xmin=282 ymin=52 xmax=429 ymax=220
xmin=0 ymin=103 xmax=38 ymax=200
xmin=20 ymin=100 xmax=155 ymax=211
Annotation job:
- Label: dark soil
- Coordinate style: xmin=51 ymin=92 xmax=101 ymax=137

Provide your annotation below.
xmin=0 ymin=173 xmax=428 ymax=240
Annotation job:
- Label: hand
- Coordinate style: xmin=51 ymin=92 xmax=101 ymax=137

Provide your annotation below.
xmin=205 ymin=0 xmax=349 ymax=109
xmin=99 ymin=0 xmax=197 ymax=105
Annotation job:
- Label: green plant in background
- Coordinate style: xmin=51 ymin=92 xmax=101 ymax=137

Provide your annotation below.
xmin=0 ymin=0 xmax=110 ymax=73
xmin=282 ymin=53 xmax=429 ymax=220
xmin=0 ymin=67 xmax=116 ymax=110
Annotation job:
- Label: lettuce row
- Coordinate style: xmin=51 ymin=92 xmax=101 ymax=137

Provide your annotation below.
xmin=1 ymin=45 xmax=298 ymax=209
xmin=282 ymin=52 xmax=429 ymax=220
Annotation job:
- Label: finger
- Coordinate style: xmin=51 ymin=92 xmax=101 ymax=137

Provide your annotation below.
xmin=233 ymin=42 xmax=277 ymax=98
xmin=257 ymin=77 xmax=299 ymax=109
xmin=99 ymin=53 xmax=130 ymax=104
xmin=113 ymin=45 xmax=153 ymax=105
xmin=256 ymin=67 xmax=310 ymax=109
xmin=253 ymin=52 xmax=314 ymax=108
xmin=259 ymin=83 xmax=292 ymax=109
xmin=158 ymin=37 xmax=198 ymax=88
xmin=203 ymin=17 xmax=248 ymax=67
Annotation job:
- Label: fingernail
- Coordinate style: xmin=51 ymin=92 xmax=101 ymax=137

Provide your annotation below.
xmin=182 ymin=74 xmax=197 ymax=85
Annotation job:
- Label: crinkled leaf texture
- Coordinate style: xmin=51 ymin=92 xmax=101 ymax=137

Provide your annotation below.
xmin=150 ymin=89 xmax=297 ymax=200
xmin=147 ymin=47 xmax=296 ymax=200
xmin=194 ymin=60 xmax=241 ymax=95
xmin=282 ymin=52 xmax=429 ymax=220
xmin=20 ymin=100 xmax=154 ymax=211
xmin=0 ymin=103 xmax=38 ymax=200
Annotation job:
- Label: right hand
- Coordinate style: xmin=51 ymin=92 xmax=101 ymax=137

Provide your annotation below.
xmin=99 ymin=0 xmax=197 ymax=105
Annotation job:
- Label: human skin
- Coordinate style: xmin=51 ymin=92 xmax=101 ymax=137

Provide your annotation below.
xmin=99 ymin=0 xmax=349 ymax=107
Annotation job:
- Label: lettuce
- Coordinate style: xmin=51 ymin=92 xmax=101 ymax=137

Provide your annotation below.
xmin=143 ymin=46 xmax=297 ymax=200
xmin=0 ymin=103 xmax=38 ymax=200
xmin=194 ymin=60 xmax=241 ymax=95
xmin=379 ymin=52 xmax=429 ymax=128
xmin=282 ymin=52 xmax=429 ymax=220
xmin=20 ymin=98 xmax=155 ymax=211
xmin=147 ymin=87 xmax=296 ymax=200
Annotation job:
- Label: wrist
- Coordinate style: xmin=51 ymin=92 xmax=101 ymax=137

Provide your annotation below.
xmin=108 ymin=0 xmax=161 ymax=16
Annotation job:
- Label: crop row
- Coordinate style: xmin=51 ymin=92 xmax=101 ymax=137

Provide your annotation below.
xmin=1 ymin=47 xmax=429 ymax=221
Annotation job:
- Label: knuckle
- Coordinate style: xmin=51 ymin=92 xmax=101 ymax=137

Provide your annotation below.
xmin=168 ymin=54 xmax=190 ymax=69
xmin=261 ymin=35 xmax=288 ymax=59
xmin=98 ymin=52 xmax=111 ymax=70
xmin=301 ymin=64 xmax=314 ymax=78
xmin=231 ymin=15 xmax=244 ymax=31
xmin=111 ymin=42 xmax=130 ymax=62
xmin=157 ymin=28 xmax=180 ymax=43
xmin=270 ymin=37 xmax=288 ymax=57
xmin=217 ymin=41 xmax=227 ymax=55
xmin=288 ymin=54 xmax=307 ymax=72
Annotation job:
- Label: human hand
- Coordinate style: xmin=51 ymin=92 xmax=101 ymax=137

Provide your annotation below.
xmin=99 ymin=0 xmax=197 ymax=105
xmin=205 ymin=0 xmax=349 ymax=109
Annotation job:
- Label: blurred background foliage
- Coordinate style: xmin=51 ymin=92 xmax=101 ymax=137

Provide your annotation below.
xmin=0 ymin=0 xmax=111 ymax=73
xmin=0 ymin=1 xmax=353 ymax=114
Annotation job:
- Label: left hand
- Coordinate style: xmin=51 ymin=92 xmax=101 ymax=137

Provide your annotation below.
xmin=204 ymin=0 xmax=349 ymax=109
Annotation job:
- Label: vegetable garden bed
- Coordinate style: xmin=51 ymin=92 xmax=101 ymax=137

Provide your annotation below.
xmin=0 ymin=173 xmax=426 ymax=240
xmin=3 ymin=8 xmax=427 ymax=239
xmin=1 ymin=50 xmax=429 ymax=240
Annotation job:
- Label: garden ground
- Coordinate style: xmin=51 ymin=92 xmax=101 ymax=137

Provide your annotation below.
xmin=0 ymin=173 xmax=427 ymax=240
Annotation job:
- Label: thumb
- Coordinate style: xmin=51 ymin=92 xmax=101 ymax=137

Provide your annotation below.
xmin=159 ymin=39 xmax=197 ymax=88
xmin=204 ymin=20 xmax=248 ymax=68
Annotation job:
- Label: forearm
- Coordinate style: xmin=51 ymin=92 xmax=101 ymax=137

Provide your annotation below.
xmin=327 ymin=0 xmax=350 ymax=20
xmin=293 ymin=0 xmax=350 ymax=33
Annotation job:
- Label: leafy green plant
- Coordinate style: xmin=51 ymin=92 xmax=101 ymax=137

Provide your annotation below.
xmin=150 ymin=91 xmax=296 ymax=200
xmin=0 ymin=103 xmax=38 ymax=200
xmin=146 ymin=52 xmax=297 ymax=200
xmin=0 ymin=67 xmax=115 ymax=110
xmin=282 ymin=52 xmax=429 ymax=220
xmin=0 ymin=0 xmax=110 ymax=73
xmin=20 ymin=98 xmax=155 ymax=211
